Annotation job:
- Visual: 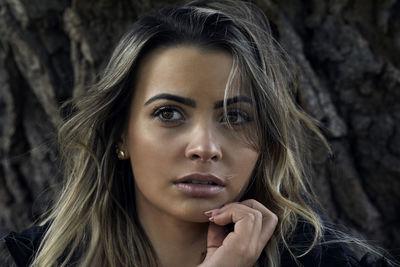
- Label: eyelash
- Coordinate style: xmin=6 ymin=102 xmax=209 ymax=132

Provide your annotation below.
xmin=220 ymin=110 xmax=252 ymax=125
xmin=151 ymin=105 xmax=251 ymax=125
xmin=152 ymin=105 xmax=185 ymax=123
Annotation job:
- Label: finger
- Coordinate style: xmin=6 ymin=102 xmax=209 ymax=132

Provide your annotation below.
xmin=240 ymin=199 xmax=278 ymax=228
xmin=204 ymin=223 xmax=227 ymax=261
xmin=210 ymin=203 xmax=263 ymax=237
xmin=240 ymin=199 xmax=278 ymax=246
xmin=206 ymin=222 xmax=227 ymax=247
xmin=202 ymin=202 xmax=276 ymax=267
xmin=209 ymin=203 xmax=264 ymax=263
xmin=240 ymin=199 xmax=270 ymax=214
xmin=209 ymin=200 xmax=277 ymax=249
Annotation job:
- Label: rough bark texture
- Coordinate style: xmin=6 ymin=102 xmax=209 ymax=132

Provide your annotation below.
xmin=0 ymin=0 xmax=399 ymax=263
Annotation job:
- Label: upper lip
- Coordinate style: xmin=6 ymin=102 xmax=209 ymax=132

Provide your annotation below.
xmin=174 ymin=173 xmax=225 ymax=186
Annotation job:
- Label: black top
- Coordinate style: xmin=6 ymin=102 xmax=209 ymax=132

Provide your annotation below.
xmin=2 ymin=224 xmax=49 ymax=267
xmin=0 ymin=223 xmax=392 ymax=267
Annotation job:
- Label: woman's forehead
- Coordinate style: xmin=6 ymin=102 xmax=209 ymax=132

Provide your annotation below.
xmin=131 ymin=45 xmax=250 ymax=104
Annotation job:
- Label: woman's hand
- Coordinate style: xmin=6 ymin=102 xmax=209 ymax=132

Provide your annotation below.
xmin=198 ymin=199 xmax=278 ymax=267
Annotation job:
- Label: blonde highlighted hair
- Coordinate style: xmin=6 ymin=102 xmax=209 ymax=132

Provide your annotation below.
xmin=33 ymin=0 xmax=336 ymax=266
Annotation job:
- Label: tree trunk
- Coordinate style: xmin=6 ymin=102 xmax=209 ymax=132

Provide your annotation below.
xmin=1 ymin=0 xmax=399 ymax=263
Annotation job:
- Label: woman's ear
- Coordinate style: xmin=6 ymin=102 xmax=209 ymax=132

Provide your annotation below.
xmin=116 ymin=134 xmax=130 ymax=160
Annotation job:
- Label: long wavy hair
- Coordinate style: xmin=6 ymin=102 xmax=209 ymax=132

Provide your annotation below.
xmin=32 ymin=0 xmax=332 ymax=266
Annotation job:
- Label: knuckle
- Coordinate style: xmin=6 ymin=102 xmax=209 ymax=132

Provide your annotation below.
xmin=254 ymin=210 xmax=263 ymax=220
xmin=271 ymin=213 xmax=278 ymax=224
xmin=262 ymin=211 xmax=278 ymax=226
xmin=245 ymin=212 xmax=256 ymax=222
xmin=268 ymin=213 xmax=279 ymax=227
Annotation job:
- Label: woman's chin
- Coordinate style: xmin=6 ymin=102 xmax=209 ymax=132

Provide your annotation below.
xmin=177 ymin=212 xmax=213 ymax=223
xmin=172 ymin=207 xmax=217 ymax=223
xmin=167 ymin=198 xmax=228 ymax=223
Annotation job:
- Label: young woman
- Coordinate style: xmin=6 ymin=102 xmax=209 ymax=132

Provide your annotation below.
xmin=2 ymin=0 xmax=395 ymax=266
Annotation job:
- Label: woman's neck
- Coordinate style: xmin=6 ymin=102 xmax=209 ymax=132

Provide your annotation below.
xmin=137 ymin=200 xmax=209 ymax=267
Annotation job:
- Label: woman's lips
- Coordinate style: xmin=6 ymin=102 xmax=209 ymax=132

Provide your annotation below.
xmin=173 ymin=173 xmax=225 ymax=197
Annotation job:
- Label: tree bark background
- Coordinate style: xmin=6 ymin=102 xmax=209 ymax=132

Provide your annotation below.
xmin=0 ymin=0 xmax=399 ymax=263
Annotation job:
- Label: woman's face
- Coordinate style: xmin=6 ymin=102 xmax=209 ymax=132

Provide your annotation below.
xmin=123 ymin=45 xmax=259 ymax=222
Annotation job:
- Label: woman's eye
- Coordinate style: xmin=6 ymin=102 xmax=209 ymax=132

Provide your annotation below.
xmin=220 ymin=110 xmax=251 ymax=125
xmin=153 ymin=106 xmax=184 ymax=122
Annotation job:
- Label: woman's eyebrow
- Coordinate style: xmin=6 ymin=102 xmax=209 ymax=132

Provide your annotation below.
xmin=144 ymin=93 xmax=196 ymax=107
xmin=213 ymin=96 xmax=252 ymax=109
xmin=144 ymin=93 xmax=252 ymax=108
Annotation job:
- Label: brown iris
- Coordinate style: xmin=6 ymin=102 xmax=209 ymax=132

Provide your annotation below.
xmin=161 ymin=110 xmax=174 ymax=120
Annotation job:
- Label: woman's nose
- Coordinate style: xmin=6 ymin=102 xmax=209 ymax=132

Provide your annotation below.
xmin=184 ymin=124 xmax=223 ymax=162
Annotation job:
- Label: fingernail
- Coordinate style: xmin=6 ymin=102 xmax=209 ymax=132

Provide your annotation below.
xmin=204 ymin=211 xmax=213 ymax=217
xmin=205 ymin=208 xmax=219 ymax=214
xmin=208 ymin=216 xmax=215 ymax=222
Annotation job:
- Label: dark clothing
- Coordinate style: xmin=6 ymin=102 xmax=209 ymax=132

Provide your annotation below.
xmin=1 ymin=224 xmax=49 ymax=267
xmin=0 ymin=223 xmax=392 ymax=267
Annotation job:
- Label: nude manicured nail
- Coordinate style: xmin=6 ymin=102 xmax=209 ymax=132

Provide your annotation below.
xmin=204 ymin=211 xmax=213 ymax=217
xmin=208 ymin=216 xmax=215 ymax=222
xmin=204 ymin=208 xmax=219 ymax=214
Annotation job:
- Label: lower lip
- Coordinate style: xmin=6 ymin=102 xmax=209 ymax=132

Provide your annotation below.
xmin=174 ymin=183 xmax=225 ymax=197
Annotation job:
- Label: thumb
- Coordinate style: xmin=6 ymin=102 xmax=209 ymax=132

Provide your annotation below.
xmin=204 ymin=222 xmax=227 ymax=261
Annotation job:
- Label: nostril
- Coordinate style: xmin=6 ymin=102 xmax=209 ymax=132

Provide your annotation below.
xmin=189 ymin=153 xmax=220 ymax=162
xmin=190 ymin=154 xmax=201 ymax=160
xmin=185 ymin=143 xmax=222 ymax=162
